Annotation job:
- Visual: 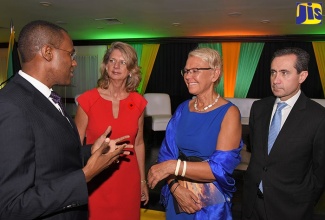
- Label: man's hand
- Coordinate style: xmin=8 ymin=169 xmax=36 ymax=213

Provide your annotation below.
xmin=91 ymin=126 xmax=130 ymax=154
xmin=83 ymin=126 xmax=133 ymax=182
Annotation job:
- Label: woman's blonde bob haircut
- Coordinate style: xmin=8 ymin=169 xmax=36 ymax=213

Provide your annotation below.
xmin=97 ymin=41 xmax=141 ymax=92
xmin=188 ymin=47 xmax=223 ymax=86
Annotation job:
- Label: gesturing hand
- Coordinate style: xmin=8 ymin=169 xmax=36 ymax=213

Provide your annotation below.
xmin=91 ymin=126 xmax=130 ymax=154
xmin=83 ymin=126 xmax=133 ymax=182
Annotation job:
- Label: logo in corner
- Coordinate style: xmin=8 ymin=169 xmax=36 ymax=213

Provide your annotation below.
xmin=296 ymin=2 xmax=322 ymax=24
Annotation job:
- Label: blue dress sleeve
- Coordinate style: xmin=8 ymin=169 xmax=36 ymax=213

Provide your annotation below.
xmin=157 ymin=101 xmax=187 ymax=207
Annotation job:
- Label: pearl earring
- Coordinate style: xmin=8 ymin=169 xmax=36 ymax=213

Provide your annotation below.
xmin=129 ymin=73 xmax=132 ymax=78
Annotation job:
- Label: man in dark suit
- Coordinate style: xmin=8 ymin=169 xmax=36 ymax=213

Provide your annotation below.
xmin=0 ymin=20 xmax=132 ymax=219
xmin=242 ymin=47 xmax=325 ymax=220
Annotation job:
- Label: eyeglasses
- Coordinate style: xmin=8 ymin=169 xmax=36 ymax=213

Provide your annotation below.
xmin=52 ymin=47 xmax=77 ymax=60
xmin=180 ymin=68 xmax=212 ymax=77
xmin=108 ymin=58 xmax=127 ymax=66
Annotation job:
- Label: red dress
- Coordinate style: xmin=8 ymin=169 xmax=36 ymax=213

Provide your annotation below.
xmin=77 ymin=88 xmax=147 ymax=220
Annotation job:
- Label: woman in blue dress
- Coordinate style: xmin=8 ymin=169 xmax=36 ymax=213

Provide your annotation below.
xmin=147 ymin=47 xmax=243 ymax=220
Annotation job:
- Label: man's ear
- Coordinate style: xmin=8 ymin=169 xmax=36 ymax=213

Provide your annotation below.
xmin=299 ymin=71 xmax=308 ymax=84
xmin=41 ymin=45 xmax=53 ymax=61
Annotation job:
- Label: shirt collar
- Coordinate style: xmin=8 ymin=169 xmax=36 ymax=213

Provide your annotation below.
xmin=275 ymin=90 xmax=301 ymax=108
xmin=18 ymin=70 xmax=52 ymax=98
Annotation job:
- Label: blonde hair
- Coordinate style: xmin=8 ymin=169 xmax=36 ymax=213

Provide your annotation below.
xmin=97 ymin=41 xmax=141 ymax=92
xmin=188 ymin=47 xmax=223 ymax=86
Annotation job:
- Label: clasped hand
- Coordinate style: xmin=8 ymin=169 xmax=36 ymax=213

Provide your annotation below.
xmin=147 ymin=160 xmax=202 ymax=214
xmin=173 ymin=185 xmax=202 ymax=213
xmin=147 ymin=160 xmax=174 ymax=189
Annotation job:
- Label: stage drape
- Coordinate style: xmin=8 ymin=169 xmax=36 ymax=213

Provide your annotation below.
xmin=312 ymin=42 xmax=325 ymax=97
xmin=146 ymin=43 xmax=197 ymax=112
xmin=198 ymin=43 xmax=264 ymax=98
xmin=145 ymin=41 xmax=324 ymax=113
xmin=137 ymin=44 xmax=160 ymax=94
xmin=235 ymin=43 xmax=264 ymax=98
xmin=222 ymin=42 xmax=241 ymax=98
xmin=131 ymin=43 xmax=143 ymax=65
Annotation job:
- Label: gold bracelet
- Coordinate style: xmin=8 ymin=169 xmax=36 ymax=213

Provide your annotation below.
xmin=141 ymin=180 xmax=147 ymax=184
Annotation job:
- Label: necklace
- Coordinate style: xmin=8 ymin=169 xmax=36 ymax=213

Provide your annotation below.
xmin=194 ymin=94 xmax=220 ymax=112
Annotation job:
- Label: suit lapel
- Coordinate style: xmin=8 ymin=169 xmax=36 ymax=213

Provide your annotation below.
xmin=262 ymin=98 xmax=276 ymax=158
xmin=268 ymin=93 xmax=307 ymax=157
xmin=14 ymin=74 xmax=81 ymax=145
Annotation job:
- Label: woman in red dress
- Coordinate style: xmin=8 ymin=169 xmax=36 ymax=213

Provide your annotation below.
xmin=75 ymin=42 xmax=149 ymax=220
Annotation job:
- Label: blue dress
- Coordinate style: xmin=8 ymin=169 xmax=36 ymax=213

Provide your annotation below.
xmin=158 ymin=100 xmax=243 ymax=220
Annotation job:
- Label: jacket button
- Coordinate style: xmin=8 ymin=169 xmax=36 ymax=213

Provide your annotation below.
xmin=263 ymin=167 xmax=267 ymax=172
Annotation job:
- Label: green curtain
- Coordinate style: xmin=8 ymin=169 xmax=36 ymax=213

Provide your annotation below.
xmin=130 ymin=44 xmax=160 ymax=94
xmin=234 ymin=42 xmax=264 ymax=97
xmin=137 ymin=44 xmax=160 ymax=94
xmin=198 ymin=43 xmax=224 ymax=96
xmin=130 ymin=43 xmax=143 ymax=65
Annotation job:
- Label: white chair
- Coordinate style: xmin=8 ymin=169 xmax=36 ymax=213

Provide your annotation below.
xmin=225 ymin=98 xmax=258 ymax=125
xmin=143 ymin=93 xmax=172 ymax=131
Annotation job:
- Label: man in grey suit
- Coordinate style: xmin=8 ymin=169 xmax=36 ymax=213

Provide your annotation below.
xmin=242 ymin=47 xmax=325 ymax=220
xmin=0 ymin=20 xmax=132 ymax=219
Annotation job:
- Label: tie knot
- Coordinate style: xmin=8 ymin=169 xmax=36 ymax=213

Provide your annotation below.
xmin=276 ymin=102 xmax=287 ymax=112
xmin=50 ymin=91 xmax=61 ymax=104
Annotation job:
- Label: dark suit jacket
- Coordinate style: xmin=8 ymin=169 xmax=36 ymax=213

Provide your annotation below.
xmin=0 ymin=74 xmax=91 ymax=219
xmin=242 ymin=92 xmax=325 ymax=220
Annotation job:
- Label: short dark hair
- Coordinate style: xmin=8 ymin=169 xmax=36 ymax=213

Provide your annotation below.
xmin=18 ymin=20 xmax=67 ymax=63
xmin=271 ymin=47 xmax=310 ymax=73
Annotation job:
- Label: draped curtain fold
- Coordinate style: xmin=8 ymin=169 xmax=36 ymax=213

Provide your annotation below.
xmin=234 ymin=43 xmax=264 ymax=98
xmin=137 ymin=44 xmax=160 ymax=94
xmin=312 ymin=42 xmax=325 ymax=96
xmin=130 ymin=43 xmax=143 ymax=65
xmin=221 ymin=42 xmax=241 ymax=98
